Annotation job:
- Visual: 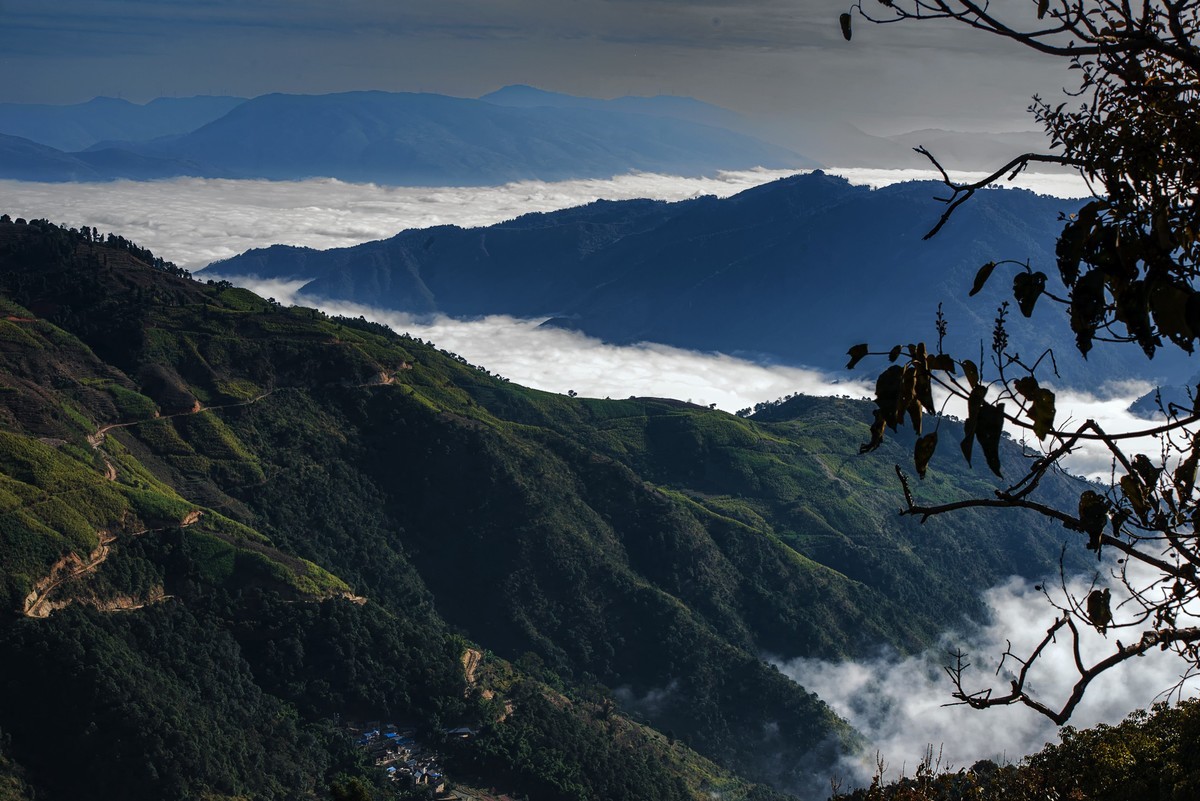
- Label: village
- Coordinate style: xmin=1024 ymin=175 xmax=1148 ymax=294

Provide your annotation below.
xmin=349 ymin=722 xmax=517 ymax=801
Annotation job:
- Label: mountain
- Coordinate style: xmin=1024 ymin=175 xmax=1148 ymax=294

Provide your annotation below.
xmin=0 ymin=217 xmax=1088 ymax=799
xmin=102 ymin=90 xmax=812 ymax=184
xmin=0 ymin=132 xmax=230 ymax=182
xmin=0 ymin=91 xmax=810 ymax=185
xmin=208 ymin=171 xmax=1194 ymax=388
xmin=0 ymin=95 xmax=246 ymax=152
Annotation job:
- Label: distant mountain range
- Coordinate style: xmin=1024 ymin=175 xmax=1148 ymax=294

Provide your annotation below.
xmin=0 ymin=89 xmax=812 ymax=185
xmin=0 ymin=95 xmax=246 ymax=152
xmin=207 ymin=171 xmax=1193 ymax=388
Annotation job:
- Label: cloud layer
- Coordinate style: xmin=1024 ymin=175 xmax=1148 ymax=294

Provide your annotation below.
xmin=224 ymin=277 xmax=871 ymax=412
xmin=2 ymin=169 xmax=1089 ymax=271
xmin=778 ymin=573 xmax=1199 ymax=790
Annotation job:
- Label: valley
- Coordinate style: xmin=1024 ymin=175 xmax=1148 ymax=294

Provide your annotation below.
xmin=0 ymin=217 xmax=1093 ymax=799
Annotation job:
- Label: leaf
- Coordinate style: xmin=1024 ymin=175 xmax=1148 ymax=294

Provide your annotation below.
xmin=1120 ymin=474 xmax=1152 ymax=524
xmin=839 ymin=12 xmax=853 ymax=40
xmin=1173 ymin=436 xmax=1200 ymax=498
xmin=914 ymin=431 xmax=938 ymax=479
xmin=1057 ymin=200 xmax=1104 ymax=287
xmin=960 ymin=385 xmax=987 ymax=465
xmin=1013 ymin=376 xmax=1056 ymax=440
xmin=907 ymin=398 xmax=923 ymax=435
xmin=888 ymin=345 xmax=903 ymax=362
xmin=1012 ymin=271 xmax=1047 ymax=317
xmin=1086 ymin=588 xmax=1112 ymax=632
xmin=976 ymin=400 xmax=1005 ymax=477
xmin=1070 ymin=269 xmax=1108 ymax=356
xmin=1037 ymin=0 xmax=1049 ymax=18
xmin=1131 ymin=453 xmax=1162 ymax=488
xmin=846 ymin=343 xmax=869 ymax=369
xmin=1079 ymin=490 xmax=1109 ymax=551
xmin=969 ymin=261 xmax=997 ymax=297
xmin=1150 ymin=283 xmax=1195 ymax=351
xmin=962 ymin=359 xmax=980 ymax=389
xmin=927 ymin=354 xmax=955 ymax=373
xmin=875 ymin=365 xmax=905 ymax=429
xmin=860 ymin=408 xmax=886 ymax=454
xmin=915 ymin=366 xmax=935 ymax=413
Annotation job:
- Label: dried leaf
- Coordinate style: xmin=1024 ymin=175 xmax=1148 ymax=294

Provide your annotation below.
xmin=914 ymin=431 xmax=938 ymax=479
xmin=1012 ymin=271 xmax=1047 ymax=318
xmin=926 ymin=354 xmax=956 ymax=373
xmin=1070 ymin=270 xmax=1108 ymax=357
xmin=847 ymin=343 xmax=869 ymax=369
xmin=1131 ymin=453 xmax=1162 ymax=488
xmin=1150 ymin=283 xmax=1195 ymax=350
xmin=1086 ymin=588 xmax=1112 ymax=632
xmin=873 ymin=365 xmax=906 ymax=432
xmin=1013 ymin=376 xmax=1056 ymax=440
xmin=960 ymin=385 xmax=988 ymax=465
xmin=915 ymin=367 xmax=935 ymax=413
xmin=976 ymin=400 xmax=1005 ymax=477
xmin=962 ymin=359 xmax=980 ymax=389
xmin=1120 ymin=474 xmax=1151 ymax=524
xmin=1079 ymin=490 xmax=1109 ymax=552
xmin=840 ymin=12 xmax=853 ymax=40
xmin=859 ymin=408 xmax=887 ymax=454
xmin=969 ymin=261 xmax=997 ymax=297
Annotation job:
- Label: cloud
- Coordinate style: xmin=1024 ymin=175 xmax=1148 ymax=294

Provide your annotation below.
xmin=776 ymin=573 xmax=1199 ymax=790
xmin=1 ymin=168 xmax=1089 ymax=273
xmin=1 ymin=171 xmax=798 ymax=270
xmin=212 ymin=276 xmax=872 ymax=413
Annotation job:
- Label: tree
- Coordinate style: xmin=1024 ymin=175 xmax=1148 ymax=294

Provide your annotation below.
xmin=843 ymin=0 xmax=1200 ymax=724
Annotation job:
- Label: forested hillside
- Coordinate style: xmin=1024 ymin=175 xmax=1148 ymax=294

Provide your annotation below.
xmin=0 ymin=217 xmax=1087 ymax=800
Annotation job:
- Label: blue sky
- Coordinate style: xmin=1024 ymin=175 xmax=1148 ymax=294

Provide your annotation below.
xmin=1 ymin=0 xmax=1064 ymax=132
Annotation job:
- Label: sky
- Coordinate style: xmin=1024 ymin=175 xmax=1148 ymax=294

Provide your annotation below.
xmin=0 ymin=0 xmax=1067 ymax=134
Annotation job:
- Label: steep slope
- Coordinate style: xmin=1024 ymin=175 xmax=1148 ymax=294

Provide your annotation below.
xmin=209 ymin=171 xmax=1194 ymax=387
xmin=0 ymin=218 xmax=1088 ymax=798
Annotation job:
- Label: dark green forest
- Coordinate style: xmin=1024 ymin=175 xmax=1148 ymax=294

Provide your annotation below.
xmin=0 ymin=217 xmax=1167 ymax=801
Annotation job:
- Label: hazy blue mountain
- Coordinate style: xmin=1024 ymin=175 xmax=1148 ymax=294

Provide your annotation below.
xmin=0 ymin=132 xmax=227 ymax=182
xmin=103 ymin=90 xmax=812 ymax=184
xmin=0 ymin=95 xmax=245 ymax=152
xmin=0 ymin=133 xmax=103 ymax=181
xmin=207 ymin=171 xmax=1194 ymax=387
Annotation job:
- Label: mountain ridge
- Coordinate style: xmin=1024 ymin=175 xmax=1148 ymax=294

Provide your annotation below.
xmin=0 ymin=90 xmax=812 ymax=185
xmin=207 ymin=171 xmax=1192 ymax=387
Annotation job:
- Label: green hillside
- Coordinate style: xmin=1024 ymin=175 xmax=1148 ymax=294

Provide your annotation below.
xmin=0 ymin=217 xmax=1087 ymax=800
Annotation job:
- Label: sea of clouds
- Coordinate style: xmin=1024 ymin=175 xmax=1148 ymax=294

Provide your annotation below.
xmin=0 ymin=167 xmax=1090 ymax=271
